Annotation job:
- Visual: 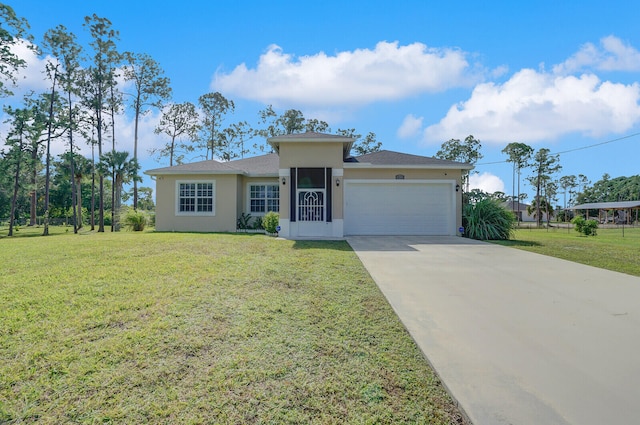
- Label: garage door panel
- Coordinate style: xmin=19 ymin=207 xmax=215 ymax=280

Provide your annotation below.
xmin=344 ymin=181 xmax=453 ymax=235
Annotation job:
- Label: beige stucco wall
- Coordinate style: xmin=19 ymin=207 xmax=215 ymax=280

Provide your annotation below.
xmin=278 ymin=142 xmax=345 ymax=169
xmin=154 ymin=174 xmax=239 ymax=232
xmin=277 ymin=142 xmax=346 ymax=221
xmin=344 ymin=167 xmax=462 ymax=181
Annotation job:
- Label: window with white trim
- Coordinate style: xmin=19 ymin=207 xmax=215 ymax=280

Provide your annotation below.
xmin=250 ymin=184 xmax=279 ymax=213
xmin=177 ymin=181 xmax=215 ymax=214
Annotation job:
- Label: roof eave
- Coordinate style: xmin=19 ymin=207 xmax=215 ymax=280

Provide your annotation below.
xmin=344 ymin=163 xmax=474 ymax=170
xmin=144 ymin=170 xmax=246 ymax=176
xmin=245 ymin=173 xmax=279 ymax=178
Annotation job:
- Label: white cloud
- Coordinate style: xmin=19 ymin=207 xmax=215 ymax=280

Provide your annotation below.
xmin=423 ymin=69 xmax=640 ymax=145
xmin=114 ymin=109 xmax=164 ymax=161
xmin=397 ymin=114 xmax=423 ymax=138
xmin=469 ymin=172 xmax=505 ymax=194
xmin=490 ymin=64 xmax=509 ymax=79
xmin=212 ymin=41 xmax=478 ymax=107
xmin=553 ymin=35 xmax=640 ymax=74
xmin=2 ymin=39 xmax=52 ymax=98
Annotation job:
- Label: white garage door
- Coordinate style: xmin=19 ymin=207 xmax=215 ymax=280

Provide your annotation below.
xmin=344 ymin=180 xmax=455 ymax=235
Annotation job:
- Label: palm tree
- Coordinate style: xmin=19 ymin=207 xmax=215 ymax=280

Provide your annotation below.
xmin=97 ymin=151 xmax=140 ymax=231
xmin=58 ymin=152 xmax=92 ymax=230
xmin=527 ymin=198 xmax=554 ymax=224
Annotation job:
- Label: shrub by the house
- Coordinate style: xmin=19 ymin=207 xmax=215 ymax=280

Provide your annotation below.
xmin=262 ymin=211 xmax=279 ymax=234
xmin=463 ymin=198 xmax=516 ymax=240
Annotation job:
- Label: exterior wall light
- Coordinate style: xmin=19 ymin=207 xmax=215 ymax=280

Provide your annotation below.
xmin=336 ymin=177 xmax=340 ymax=187
xmin=282 ymin=177 xmax=286 ymax=185
xmin=456 ymin=184 xmax=460 ymax=192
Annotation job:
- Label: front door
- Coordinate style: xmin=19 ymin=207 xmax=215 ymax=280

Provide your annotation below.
xmin=297 ymin=189 xmax=326 ymax=236
xmin=295 ymin=168 xmax=328 ymax=237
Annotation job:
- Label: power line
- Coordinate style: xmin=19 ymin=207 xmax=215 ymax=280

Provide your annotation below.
xmin=553 ymin=132 xmax=640 ymax=155
xmin=474 ymin=132 xmax=640 ymax=166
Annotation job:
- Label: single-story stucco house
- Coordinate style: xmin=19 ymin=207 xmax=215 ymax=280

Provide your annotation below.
xmin=145 ymin=132 xmax=473 ymax=239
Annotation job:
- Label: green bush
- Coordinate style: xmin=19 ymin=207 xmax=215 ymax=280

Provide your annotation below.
xmin=252 ymin=216 xmax=264 ymax=230
xmin=123 ymin=209 xmax=148 ymax=231
xmin=237 ymin=212 xmax=252 ymax=230
xmin=463 ymin=199 xmax=516 ymax=240
xmin=571 ymin=216 xmax=598 ymax=236
xmin=262 ymin=211 xmax=279 ymax=234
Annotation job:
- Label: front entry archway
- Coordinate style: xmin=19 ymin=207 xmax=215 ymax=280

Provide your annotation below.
xmin=297 ymin=189 xmax=326 ymax=236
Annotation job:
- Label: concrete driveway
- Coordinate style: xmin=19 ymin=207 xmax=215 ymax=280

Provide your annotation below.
xmin=347 ymin=236 xmax=640 ymax=425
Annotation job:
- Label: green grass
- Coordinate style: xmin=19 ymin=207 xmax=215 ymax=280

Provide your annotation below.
xmin=494 ymin=226 xmax=640 ymax=277
xmin=0 ymin=228 xmax=466 ymax=424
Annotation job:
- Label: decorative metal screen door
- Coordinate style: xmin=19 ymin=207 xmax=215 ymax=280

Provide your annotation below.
xmin=297 ymin=190 xmax=325 ymax=235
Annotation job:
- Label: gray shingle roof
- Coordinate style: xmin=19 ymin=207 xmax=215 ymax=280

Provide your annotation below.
xmin=348 ymin=150 xmax=473 ymax=169
xmin=503 ymin=201 xmax=530 ymax=211
xmin=268 ymin=131 xmax=354 ymax=141
xmin=569 ymin=201 xmax=640 ymax=210
xmin=145 ymin=148 xmax=473 ymax=176
xmin=228 ymin=153 xmax=279 ymax=175
xmin=145 ymin=153 xmax=279 ymax=176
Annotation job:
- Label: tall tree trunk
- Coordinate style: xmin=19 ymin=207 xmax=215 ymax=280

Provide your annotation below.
xmin=90 ymin=143 xmax=95 ymax=231
xmin=99 ymin=177 xmax=104 ymax=232
xmin=517 ymin=166 xmax=521 ymax=223
xmin=75 ymin=176 xmax=83 ymax=229
xmin=43 ymin=70 xmax=57 ymax=236
xmin=97 ymin=103 xmax=104 ymax=233
xmin=110 ymin=86 xmax=116 ymax=232
xmin=68 ymin=90 xmax=78 ymax=234
xmin=114 ymin=174 xmax=122 ymax=232
xmin=170 ymin=136 xmax=175 ymax=166
xmin=30 ymin=146 xmax=37 ymax=226
xmin=511 ymin=161 xmax=515 ymax=222
xmin=8 ymin=135 xmax=24 ymax=237
xmin=536 ymin=180 xmax=542 ymax=227
xmin=133 ymin=98 xmax=140 ymax=210
xmin=70 ymin=157 xmax=78 ymax=233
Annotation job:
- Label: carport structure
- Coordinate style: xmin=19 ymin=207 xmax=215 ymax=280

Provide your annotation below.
xmin=569 ymin=200 xmax=640 ymax=224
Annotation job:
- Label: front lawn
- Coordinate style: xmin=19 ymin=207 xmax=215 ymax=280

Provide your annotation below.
xmin=494 ymin=226 xmax=640 ymax=277
xmin=0 ymin=230 xmax=466 ymax=424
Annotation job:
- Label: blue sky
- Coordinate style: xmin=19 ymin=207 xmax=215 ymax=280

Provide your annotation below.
xmin=5 ymin=0 xmax=640 ymax=203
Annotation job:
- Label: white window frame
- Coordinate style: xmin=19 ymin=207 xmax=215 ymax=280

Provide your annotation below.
xmin=175 ymin=180 xmax=216 ymax=216
xmin=246 ymin=182 xmax=280 ymax=215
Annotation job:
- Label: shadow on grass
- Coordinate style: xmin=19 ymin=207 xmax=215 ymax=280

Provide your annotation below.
xmin=149 ymin=231 xmax=353 ymax=251
xmin=292 ymin=240 xmax=353 ymax=251
xmin=0 ymin=227 xmax=76 ymax=239
xmin=493 ymin=239 xmax=543 ymax=247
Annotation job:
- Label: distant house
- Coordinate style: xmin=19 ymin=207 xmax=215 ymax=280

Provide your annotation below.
xmin=569 ymin=201 xmax=640 ymax=224
xmin=145 ymin=132 xmax=473 ymax=238
xmin=503 ymin=201 xmax=548 ymax=223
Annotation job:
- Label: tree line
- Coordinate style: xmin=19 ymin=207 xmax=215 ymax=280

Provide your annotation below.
xmin=433 ymin=135 xmax=639 ymax=226
xmin=0 ymin=5 xmax=380 ymax=236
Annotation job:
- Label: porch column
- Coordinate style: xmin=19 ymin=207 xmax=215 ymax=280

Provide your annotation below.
xmin=278 ymin=168 xmax=291 ymax=238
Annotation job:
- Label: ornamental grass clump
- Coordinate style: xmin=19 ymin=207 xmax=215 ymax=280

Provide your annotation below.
xmin=463 ymin=198 xmax=516 ymax=240
xmin=123 ymin=209 xmax=148 ymax=231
